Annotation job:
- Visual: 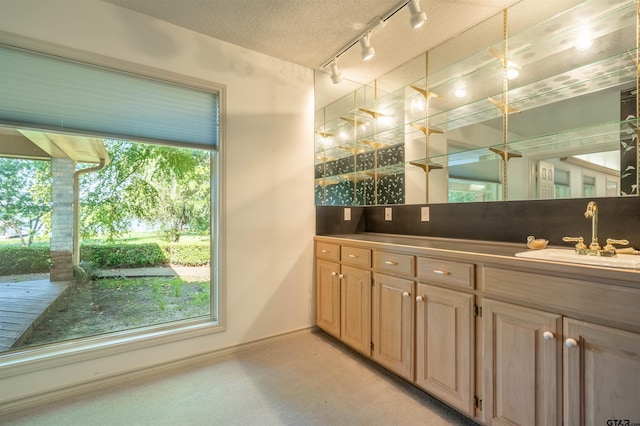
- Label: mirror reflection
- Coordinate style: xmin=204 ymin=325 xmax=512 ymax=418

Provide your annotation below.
xmin=314 ymin=0 xmax=639 ymax=205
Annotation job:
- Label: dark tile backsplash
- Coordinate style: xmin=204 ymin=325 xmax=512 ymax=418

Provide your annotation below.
xmin=316 ymin=197 xmax=640 ymax=248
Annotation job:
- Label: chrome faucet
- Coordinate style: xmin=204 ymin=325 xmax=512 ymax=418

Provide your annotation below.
xmin=584 ymin=201 xmax=600 ymax=250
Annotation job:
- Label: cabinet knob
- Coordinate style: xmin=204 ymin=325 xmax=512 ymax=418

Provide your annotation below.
xmin=402 ymin=291 xmax=410 ymax=297
xmin=321 ymin=249 xmax=329 ymax=253
xmin=543 ymin=331 xmax=555 ymax=340
xmin=415 ymin=295 xmax=423 ymax=302
xmin=433 ymin=269 xmax=451 ymax=275
xmin=331 ymin=271 xmax=337 ymax=276
xmin=565 ymin=338 xmax=578 ymax=348
xmin=348 ymin=254 xmax=359 ymax=258
xmin=338 ymin=274 xmax=344 ymax=279
xmin=385 ymin=260 xmax=399 ymax=266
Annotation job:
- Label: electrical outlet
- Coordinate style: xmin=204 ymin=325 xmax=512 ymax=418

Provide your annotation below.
xmin=384 ymin=207 xmax=392 ymax=221
xmin=344 ymin=207 xmax=351 ymax=221
xmin=421 ymin=206 xmax=430 ymax=222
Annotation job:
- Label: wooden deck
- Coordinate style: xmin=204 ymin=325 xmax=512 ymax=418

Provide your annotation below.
xmin=0 ymin=279 xmax=69 ymax=351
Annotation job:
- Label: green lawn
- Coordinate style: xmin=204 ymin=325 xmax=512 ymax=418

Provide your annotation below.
xmin=0 ymin=232 xmax=209 ymax=247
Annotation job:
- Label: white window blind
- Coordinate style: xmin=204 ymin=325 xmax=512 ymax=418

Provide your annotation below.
xmin=0 ymin=45 xmax=218 ymax=147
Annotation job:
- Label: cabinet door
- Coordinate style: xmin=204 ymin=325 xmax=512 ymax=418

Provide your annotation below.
xmin=483 ymin=299 xmax=562 ymax=426
xmin=340 ymin=265 xmax=372 ymax=355
xmin=564 ymin=318 xmax=640 ymax=426
xmin=372 ymin=273 xmax=414 ymax=380
xmin=316 ymin=259 xmax=340 ymax=338
xmin=415 ymin=283 xmax=474 ymax=415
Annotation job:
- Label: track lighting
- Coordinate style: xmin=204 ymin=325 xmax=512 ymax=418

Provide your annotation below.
xmin=319 ymin=0 xmax=429 ymax=79
xmin=360 ymin=33 xmax=375 ymax=61
xmin=408 ymin=0 xmax=427 ymax=29
xmin=329 ymin=61 xmax=342 ymax=84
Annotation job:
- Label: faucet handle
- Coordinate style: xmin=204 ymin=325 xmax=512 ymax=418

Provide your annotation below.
xmin=603 ymin=238 xmax=630 ymax=252
xmin=562 ymin=236 xmax=586 ymax=250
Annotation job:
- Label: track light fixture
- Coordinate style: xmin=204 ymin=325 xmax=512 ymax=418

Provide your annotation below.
xmin=360 ymin=33 xmax=376 ymax=61
xmin=407 ymin=0 xmax=427 ymax=29
xmin=319 ymin=0 xmax=429 ymax=81
xmin=329 ymin=61 xmax=342 ymax=84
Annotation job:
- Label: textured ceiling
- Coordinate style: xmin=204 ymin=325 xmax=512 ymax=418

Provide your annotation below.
xmin=101 ymin=0 xmax=520 ymax=84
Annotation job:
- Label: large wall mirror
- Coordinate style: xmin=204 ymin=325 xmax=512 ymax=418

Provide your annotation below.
xmin=314 ymin=0 xmax=639 ymax=205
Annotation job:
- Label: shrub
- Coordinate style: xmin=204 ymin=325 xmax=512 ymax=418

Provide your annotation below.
xmin=160 ymin=243 xmax=210 ymax=266
xmin=0 ymin=242 xmax=210 ymax=275
xmin=80 ymin=243 xmax=210 ymax=268
xmin=0 ymin=246 xmax=51 ymax=276
xmin=81 ymin=244 xmax=168 ymax=268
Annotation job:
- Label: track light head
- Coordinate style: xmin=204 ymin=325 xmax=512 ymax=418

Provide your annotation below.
xmin=330 ymin=62 xmax=342 ymax=84
xmin=408 ymin=0 xmax=427 ymax=29
xmin=360 ymin=34 xmax=375 ymax=61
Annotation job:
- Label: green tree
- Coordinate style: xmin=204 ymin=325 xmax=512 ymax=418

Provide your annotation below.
xmin=0 ymin=158 xmax=51 ymax=247
xmin=144 ymin=149 xmax=210 ymax=242
xmin=80 ymin=141 xmax=210 ymax=242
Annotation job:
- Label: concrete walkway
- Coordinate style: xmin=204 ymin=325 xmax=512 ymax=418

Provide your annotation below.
xmin=94 ymin=266 xmax=210 ymax=279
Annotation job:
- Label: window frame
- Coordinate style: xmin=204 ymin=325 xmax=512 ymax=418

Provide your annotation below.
xmin=0 ymin=37 xmax=226 ymax=366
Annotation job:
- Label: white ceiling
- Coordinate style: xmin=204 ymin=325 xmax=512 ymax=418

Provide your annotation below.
xmin=101 ymin=0 xmax=520 ymax=85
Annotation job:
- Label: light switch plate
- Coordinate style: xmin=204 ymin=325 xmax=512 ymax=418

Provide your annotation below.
xmin=344 ymin=207 xmax=351 ymax=221
xmin=421 ymin=207 xmax=430 ymax=222
xmin=384 ymin=207 xmax=392 ymax=221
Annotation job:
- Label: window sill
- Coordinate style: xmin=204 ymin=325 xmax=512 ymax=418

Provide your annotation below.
xmin=0 ymin=317 xmax=223 ymax=377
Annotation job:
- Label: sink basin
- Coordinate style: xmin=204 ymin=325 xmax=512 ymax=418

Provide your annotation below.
xmin=515 ymin=248 xmax=640 ymax=270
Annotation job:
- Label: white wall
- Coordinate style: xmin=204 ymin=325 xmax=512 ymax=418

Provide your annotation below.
xmin=0 ymin=0 xmax=315 ymax=410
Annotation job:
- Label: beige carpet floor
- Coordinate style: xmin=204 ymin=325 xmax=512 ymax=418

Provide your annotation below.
xmin=2 ymin=331 xmax=478 ymax=425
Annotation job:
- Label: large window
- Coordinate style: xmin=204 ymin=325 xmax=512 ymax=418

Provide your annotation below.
xmin=0 ymin=45 xmax=220 ymax=354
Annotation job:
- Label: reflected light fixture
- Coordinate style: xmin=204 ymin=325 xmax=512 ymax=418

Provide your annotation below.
xmin=575 ymin=36 xmax=593 ymax=51
xmin=329 ymin=60 xmax=342 ymax=84
xmin=360 ymin=33 xmax=375 ymax=61
xmin=506 ymin=66 xmax=519 ymax=80
xmin=454 ymin=87 xmax=467 ymax=98
xmin=408 ymin=0 xmax=427 ymax=29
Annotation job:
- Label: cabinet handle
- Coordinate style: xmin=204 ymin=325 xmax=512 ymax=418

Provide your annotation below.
xmin=415 ymin=295 xmax=423 ymax=302
xmin=321 ymin=249 xmax=329 ymax=253
xmin=348 ymin=254 xmax=359 ymax=258
xmin=565 ymin=338 xmax=578 ymax=348
xmin=331 ymin=271 xmax=337 ymax=276
xmin=402 ymin=291 xmax=410 ymax=297
xmin=385 ymin=260 xmax=398 ymax=266
xmin=338 ymin=274 xmax=344 ymax=279
xmin=433 ymin=269 xmax=451 ymax=275
xmin=543 ymin=331 xmax=555 ymax=340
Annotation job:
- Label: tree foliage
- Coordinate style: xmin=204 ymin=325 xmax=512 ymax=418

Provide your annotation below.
xmin=80 ymin=141 xmax=210 ymax=242
xmin=0 ymin=158 xmax=51 ymax=247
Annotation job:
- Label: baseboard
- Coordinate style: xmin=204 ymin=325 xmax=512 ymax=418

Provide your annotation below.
xmin=0 ymin=326 xmax=317 ymax=415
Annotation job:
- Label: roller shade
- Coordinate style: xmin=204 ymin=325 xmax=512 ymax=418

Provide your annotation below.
xmin=0 ymin=45 xmax=218 ymax=147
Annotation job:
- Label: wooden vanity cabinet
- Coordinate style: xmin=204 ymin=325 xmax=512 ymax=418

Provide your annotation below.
xmin=415 ymin=283 xmax=474 ymax=415
xmin=315 ymin=243 xmax=341 ymax=338
xmin=315 ymin=242 xmax=372 ymax=355
xmin=315 ymin=236 xmax=640 ymax=425
xmin=481 ymin=267 xmax=640 ymax=425
xmin=415 ymin=257 xmax=476 ymax=416
xmin=482 ymin=299 xmax=562 ymax=425
xmin=340 ymin=264 xmax=371 ymax=355
xmin=563 ymin=318 xmax=640 ymax=426
xmin=372 ymin=273 xmax=414 ymax=380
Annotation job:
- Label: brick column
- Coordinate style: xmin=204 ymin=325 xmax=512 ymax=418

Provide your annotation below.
xmin=50 ymin=158 xmax=75 ymax=282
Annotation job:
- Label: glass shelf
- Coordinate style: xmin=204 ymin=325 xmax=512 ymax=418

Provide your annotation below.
xmin=314 ymin=0 xmax=638 ymax=205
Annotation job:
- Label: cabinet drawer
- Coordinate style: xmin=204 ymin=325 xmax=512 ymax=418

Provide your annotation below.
xmin=417 ymin=258 xmax=474 ymax=290
xmin=374 ymin=251 xmax=415 ymax=277
xmin=341 ymin=246 xmax=371 ymax=267
xmin=316 ymin=242 xmax=340 ymax=261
